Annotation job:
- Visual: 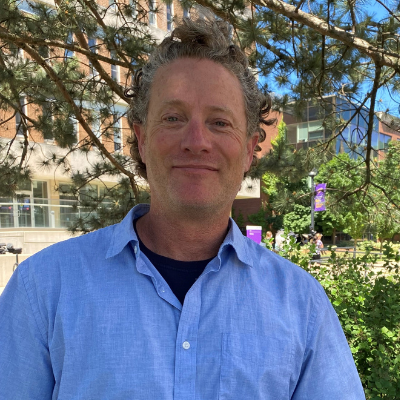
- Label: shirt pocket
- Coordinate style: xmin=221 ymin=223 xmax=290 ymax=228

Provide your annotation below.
xmin=219 ymin=333 xmax=292 ymax=400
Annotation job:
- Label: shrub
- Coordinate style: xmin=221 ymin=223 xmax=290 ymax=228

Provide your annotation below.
xmin=278 ymin=238 xmax=400 ymax=399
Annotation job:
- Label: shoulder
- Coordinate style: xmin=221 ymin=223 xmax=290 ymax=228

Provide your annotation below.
xmin=18 ymin=224 xmax=117 ymax=279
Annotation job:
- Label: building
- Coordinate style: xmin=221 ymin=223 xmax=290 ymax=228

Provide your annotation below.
xmin=283 ymin=95 xmax=400 ymax=158
xmin=0 ymin=0 xmax=264 ymax=256
xmin=231 ymin=95 xmax=400 ymax=232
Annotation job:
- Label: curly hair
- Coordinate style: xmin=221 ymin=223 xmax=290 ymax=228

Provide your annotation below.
xmin=125 ymin=17 xmax=275 ymax=180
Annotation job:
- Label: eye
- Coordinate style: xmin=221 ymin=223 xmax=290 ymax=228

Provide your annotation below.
xmin=166 ymin=116 xmax=179 ymax=122
xmin=215 ymin=120 xmax=228 ymax=127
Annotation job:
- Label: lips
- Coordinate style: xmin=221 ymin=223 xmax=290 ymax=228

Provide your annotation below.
xmin=173 ymin=165 xmax=218 ymax=171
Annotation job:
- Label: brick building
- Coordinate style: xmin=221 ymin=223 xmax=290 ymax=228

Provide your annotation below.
xmin=0 ymin=0 xmax=265 ymax=254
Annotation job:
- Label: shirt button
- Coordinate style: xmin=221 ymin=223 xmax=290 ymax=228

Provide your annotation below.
xmin=160 ymin=286 xmax=165 ymax=293
xmin=182 ymin=341 xmax=190 ymax=350
xmin=134 ymin=246 xmax=138 ymax=254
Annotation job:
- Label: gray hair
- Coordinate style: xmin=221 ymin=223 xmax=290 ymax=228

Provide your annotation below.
xmin=125 ymin=17 xmax=274 ymax=180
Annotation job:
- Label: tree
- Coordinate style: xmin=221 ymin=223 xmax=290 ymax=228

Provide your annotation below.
xmin=0 ymin=0 xmax=159 ymax=231
xmin=197 ymin=0 xmax=400 ymax=211
xmin=1 ymin=0 xmax=400 ymax=232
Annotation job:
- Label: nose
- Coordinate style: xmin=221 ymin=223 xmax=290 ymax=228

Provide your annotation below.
xmin=180 ymin=119 xmax=212 ymax=154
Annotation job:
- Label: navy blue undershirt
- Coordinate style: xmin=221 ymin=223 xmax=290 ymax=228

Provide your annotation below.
xmin=133 ymin=219 xmax=213 ymax=304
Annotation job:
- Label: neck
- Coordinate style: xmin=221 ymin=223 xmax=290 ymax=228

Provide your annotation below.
xmin=136 ymin=205 xmax=231 ymax=261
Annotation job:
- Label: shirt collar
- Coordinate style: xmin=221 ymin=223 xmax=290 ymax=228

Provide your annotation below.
xmin=219 ymin=218 xmax=254 ymax=268
xmin=106 ymin=203 xmax=150 ymax=259
xmin=106 ymin=203 xmax=253 ymax=268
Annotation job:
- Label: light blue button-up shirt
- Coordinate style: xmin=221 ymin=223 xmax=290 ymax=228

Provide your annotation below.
xmin=0 ymin=204 xmax=365 ymax=399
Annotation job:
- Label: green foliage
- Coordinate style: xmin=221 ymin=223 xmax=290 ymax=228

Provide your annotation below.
xmin=246 ymin=202 xmax=284 ymax=233
xmin=282 ymin=204 xmax=310 ymax=234
xmin=231 ymin=208 xmax=245 ymax=228
xmin=279 ymin=240 xmax=400 ymax=399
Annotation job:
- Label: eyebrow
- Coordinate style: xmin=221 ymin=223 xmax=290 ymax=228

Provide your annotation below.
xmin=160 ymin=99 xmax=236 ymax=119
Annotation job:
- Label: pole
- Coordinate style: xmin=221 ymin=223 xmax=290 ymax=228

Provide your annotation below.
xmin=310 ymin=174 xmax=315 ymax=233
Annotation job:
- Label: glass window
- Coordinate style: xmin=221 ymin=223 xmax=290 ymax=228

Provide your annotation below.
xmin=79 ymin=184 xmax=98 ymax=202
xmin=339 ymin=126 xmax=350 ymax=141
xmin=183 ymin=6 xmax=190 ymax=18
xmin=32 ymin=181 xmax=49 ymax=227
xmin=149 ymin=0 xmax=156 ymax=26
xmin=378 ymin=133 xmax=391 ymax=150
xmin=42 ymin=102 xmax=54 ymax=140
xmin=64 ymin=32 xmax=74 ymax=58
xmin=88 ymin=37 xmax=98 ymax=76
xmin=371 ymin=131 xmax=379 ymax=149
xmin=308 ymin=106 xmax=320 ymax=121
xmin=113 ymin=114 xmax=122 ymax=152
xmin=298 ymin=123 xmax=308 ymax=142
xmin=309 ymin=130 xmax=324 ymax=141
xmin=59 ymin=184 xmax=78 ymax=228
xmin=358 ymin=109 xmax=369 ymax=129
xmin=130 ymin=0 xmax=137 ymax=16
xmin=166 ymin=3 xmax=173 ymax=30
xmin=286 ymin=125 xmax=297 ymax=144
xmin=19 ymin=0 xmax=35 ymax=14
xmin=69 ymin=117 xmax=78 ymax=144
xmin=111 ymin=50 xmax=119 ymax=81
xmin=33 ymin=181 xmax=48 ymax=199
xmin=92 ymin=117 xmax=101 ymax=143
xmin=15 ymin=96 xmax=27 ymax=136
xmin=0 ymin=196 xmax=14 ymax=228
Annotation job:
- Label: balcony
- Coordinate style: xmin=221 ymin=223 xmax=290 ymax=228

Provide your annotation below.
xmin=0 ymin=198 xmax=112 ymax=229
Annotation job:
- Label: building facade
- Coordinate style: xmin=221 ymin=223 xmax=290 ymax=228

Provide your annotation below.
xmin=0 ymin=0 xmax=263 ymax=254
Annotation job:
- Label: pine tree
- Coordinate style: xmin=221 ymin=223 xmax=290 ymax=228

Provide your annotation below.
xmin=1 ymin=0 xmax=400 ymax=232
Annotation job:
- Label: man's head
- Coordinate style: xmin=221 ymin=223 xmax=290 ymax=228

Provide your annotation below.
xmin=126 ymin=18 xmax=274 ymax=181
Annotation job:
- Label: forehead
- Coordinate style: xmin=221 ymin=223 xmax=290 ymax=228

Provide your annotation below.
xmin=149 ymin=58 xmax=246 ymax=116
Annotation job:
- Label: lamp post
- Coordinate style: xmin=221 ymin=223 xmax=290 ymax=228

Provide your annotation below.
xmin=309 ymin=169 xmax=318 ymax=233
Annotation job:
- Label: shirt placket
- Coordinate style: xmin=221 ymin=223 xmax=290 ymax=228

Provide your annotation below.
xmin=173 ymin=282 xmax=201 ymax=400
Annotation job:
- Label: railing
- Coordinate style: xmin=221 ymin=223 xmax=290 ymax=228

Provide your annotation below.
xmin=0 ymin=198 xmax=112 ymax=229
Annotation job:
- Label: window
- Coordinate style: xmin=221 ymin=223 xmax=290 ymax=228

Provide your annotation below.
xmin=113 ymin=114 xmax=122 ymax=152
xmin=166 ymin=3 xmax=173 ymax=31
xmin=69 ymin=117 xmax=78 ymax=144
xmin=111 ymin=50 xmax=119 ymax=81
xmin=15 ymin=96 xmax=27 ymax=136
xmin=286 ymin=125 xmax=297 ymax=144
xmin=130 ymin=0 xmax=137 ymax=16
xmin=148 ymin=0 xmax=156 ymax=26
xmin=308 ymin=121 xmax=324 ymax=141
xmin=42 ymin=102 xmax=54 ymax=140
xmin=64 ymin=32 xmax=74 ymax=59
xmin=183 ymin=6 xmax=190 ymax=18
xmin=19 ymin=0 xmax=35 ymax=14
xmin=92 ymin=116 xmax=102 ymax=148
xmin=88 ymin=37 xmax=98 ymax=76
xmin=378 ymin=133 xmax=391 ymax=151
xmin=297 ymin=122 xmax=308 ymax=142
xmin=59 ymin=184 xmax=78 ymax=228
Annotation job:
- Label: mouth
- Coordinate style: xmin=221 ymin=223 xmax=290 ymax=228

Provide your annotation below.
xmin=173 ymin=165 xmax=218 ymax=172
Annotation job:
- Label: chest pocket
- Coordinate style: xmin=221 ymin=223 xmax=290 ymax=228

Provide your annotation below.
xmin=219 ymin=333 xmax=292 ymax=400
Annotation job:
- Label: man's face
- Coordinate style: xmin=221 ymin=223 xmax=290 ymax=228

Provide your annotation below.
xmin=134 ymin=58 xmax=258 ymax=216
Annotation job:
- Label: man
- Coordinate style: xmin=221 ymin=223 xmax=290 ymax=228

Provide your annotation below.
xmin=0 ymin=18 xmax=365 ymax=399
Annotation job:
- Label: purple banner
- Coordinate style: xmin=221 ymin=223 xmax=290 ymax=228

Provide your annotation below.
xmin=314 ymin=183 xmax=326 ymax=211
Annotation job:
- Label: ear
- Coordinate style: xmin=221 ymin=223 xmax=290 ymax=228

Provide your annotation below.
xmin=133 ymin=124 xmax=146 ymax=164
xmin=244 ymin=133 xmax=259 ymax=172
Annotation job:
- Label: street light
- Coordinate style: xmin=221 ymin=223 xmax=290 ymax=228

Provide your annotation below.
xmin=309 ymin=168 xmax=318 ymax=233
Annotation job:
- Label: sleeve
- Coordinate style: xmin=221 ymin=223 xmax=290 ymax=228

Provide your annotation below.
xmin=0 ymin=261 xmax=54 ymax=399
xmin=291 ymin=285 xmax=366 ymax=400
